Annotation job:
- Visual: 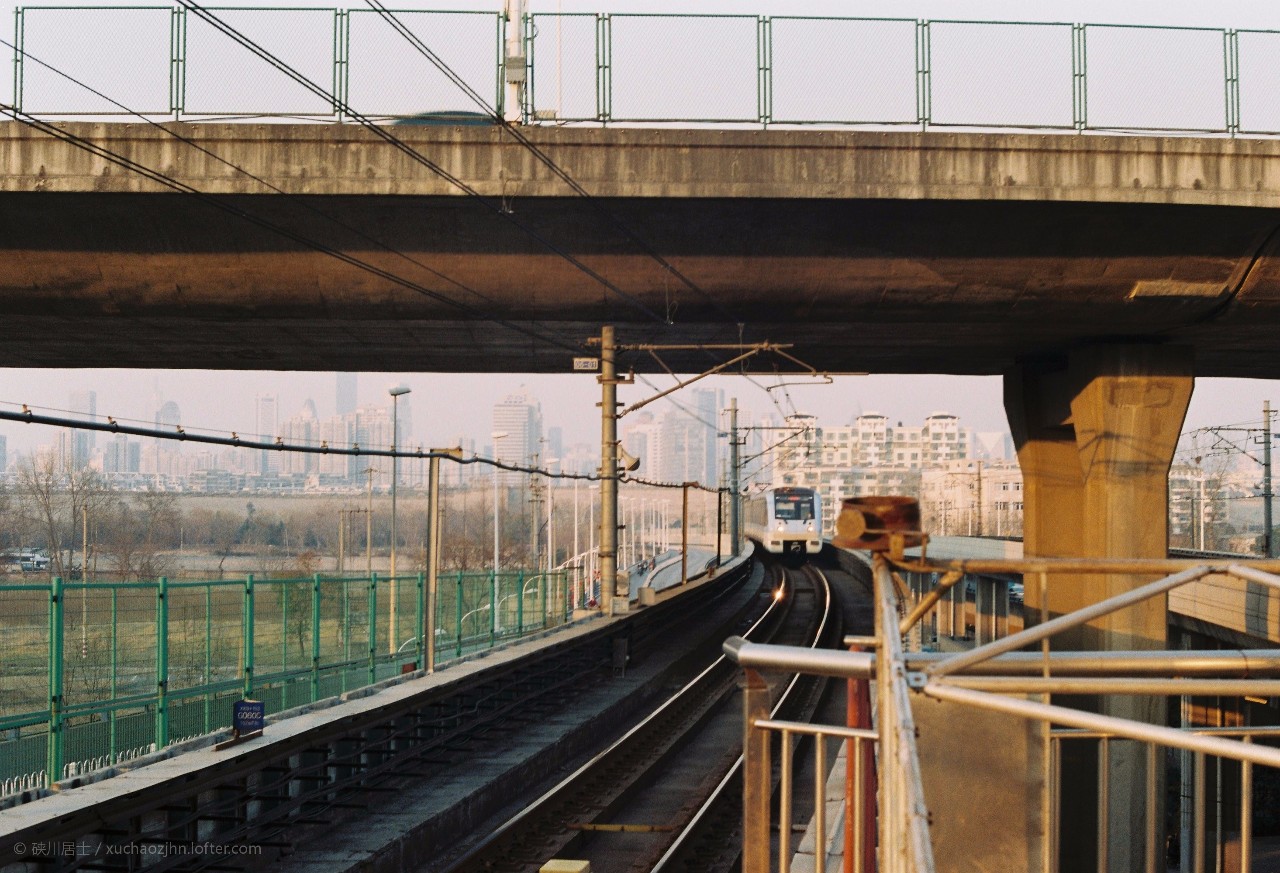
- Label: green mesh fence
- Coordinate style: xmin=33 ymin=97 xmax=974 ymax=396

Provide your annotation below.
xmin=0 ymin=569 xmax=569 ymax=796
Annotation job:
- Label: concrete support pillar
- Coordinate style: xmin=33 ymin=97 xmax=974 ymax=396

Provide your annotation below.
xmin=1005 ymin=343 xmax=1193 ymax=873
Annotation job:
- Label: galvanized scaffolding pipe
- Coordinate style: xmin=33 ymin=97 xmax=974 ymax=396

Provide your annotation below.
xmin=922 ymin=682 xmax=1280 ymax=770
xmin=927 ymin=565 xmax=1213 ymax=678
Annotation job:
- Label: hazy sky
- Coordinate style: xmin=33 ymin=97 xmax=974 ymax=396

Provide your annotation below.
xmin=3 ymin=0 xmax=1280 ymax=457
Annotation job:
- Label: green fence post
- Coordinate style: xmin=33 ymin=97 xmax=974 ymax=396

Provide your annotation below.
xmin=243 ymin=574 xmax=255 ymax=699
xmin=542 ymin=570 xmax=548 ymax=628
xmin=156 ymin=576 xmax=169 ymax=751
xmin=415 ymin=571 xmax=425 ymax=670
xmin=491 ymin=571 xmax=499 ymax=646
xmin=281 ymin=580 xmax=289 ymax=679
xmin=203 ymin=585 xmax=212 ymax=734
xmin=169 ymin=4 xmax=187 ymax=118
xmin=368 ymin=572 xmax=378 ymax=686
xmin=756 ymin=15 xmax=772 ymax=126
xmin=596 ymin=13 xmax=612 ymax=124
xmin=311 ymin=574 xmax=322 ymax=702
xmin=47 ymin=576 xmax=64 ymax=786
xmin=13 ymin=8 xmax=25 ymax=113
xmin=342 ymin=576 xmax=350 ymax=679
xmin=915 ymin=19 xmax=931 ymax=131
xmin=110 ymin=587 xmax=118 ymax=761
xmin=456 ymin=572 xmax=464 ymax=657
xmin=1072 ymin=23 xmax=1087 ymax=132
xmin=516 ymin=570 xmax=524 ymax=637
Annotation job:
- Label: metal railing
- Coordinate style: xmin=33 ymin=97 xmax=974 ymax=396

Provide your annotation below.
xmin=8 ymin=9 xmax=1280 ymax=136
xmin=728 ymin=551 xmax=1280 ymax=873
xmin=0 ymin=567 xmax=568 ymax=798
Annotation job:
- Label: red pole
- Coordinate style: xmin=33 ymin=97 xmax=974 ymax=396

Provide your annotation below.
xmin=846 ymin=644 xmax=876 ymax=873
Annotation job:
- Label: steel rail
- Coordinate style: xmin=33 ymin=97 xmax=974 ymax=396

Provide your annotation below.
xmin=438 ymin=565 xmax=800 ymax=872
xmin=650 ymin=564 xmax=839 ymax=873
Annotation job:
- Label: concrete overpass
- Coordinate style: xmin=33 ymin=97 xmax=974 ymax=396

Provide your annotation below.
xmin=4 ymin=122 xmax=1280 ymax=375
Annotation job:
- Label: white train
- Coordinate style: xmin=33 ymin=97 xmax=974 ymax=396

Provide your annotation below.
xmin=743 ymin=486 xmax=823 ymax=561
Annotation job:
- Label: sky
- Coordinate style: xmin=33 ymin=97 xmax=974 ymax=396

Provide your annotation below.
xmin=4 ymin=0 xmax=1280 ymax=458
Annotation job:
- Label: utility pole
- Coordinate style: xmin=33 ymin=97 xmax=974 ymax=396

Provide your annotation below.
xmin=975 ymin=461 xmax=984 ymax=538
xmin=594 ymin=326 xmax=620 ymax=614
xmin=426 ymin=448 xmax=462 ymax=674
xmin=729 ymin=398 xmax=741 ymax=556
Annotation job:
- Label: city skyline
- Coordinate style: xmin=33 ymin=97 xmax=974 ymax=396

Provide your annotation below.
xmin=0 ymin=369 xmax=1276 ymax=483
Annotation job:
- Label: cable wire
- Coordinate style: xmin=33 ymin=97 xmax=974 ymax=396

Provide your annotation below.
xmin=174 ymin=0 xmax=666 ymax=323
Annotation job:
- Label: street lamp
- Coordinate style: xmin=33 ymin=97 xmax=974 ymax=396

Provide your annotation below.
xmin=388 ymin=384 xmax=410 ymax=654
xmin=491 ymin=431 xmax=509 ymax=630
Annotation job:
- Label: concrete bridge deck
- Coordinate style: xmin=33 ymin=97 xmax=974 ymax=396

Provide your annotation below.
xmin=6 ymin=123 xmax=1280 ymax=375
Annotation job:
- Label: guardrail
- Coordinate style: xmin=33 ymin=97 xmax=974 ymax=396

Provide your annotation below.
xmin=727 ymin=550 xmax=1280 ymax=872
xmin=0 ymin=567 xmax=568 ymax=797
xmin=8 ymin=8 xmax=1280 ymax=136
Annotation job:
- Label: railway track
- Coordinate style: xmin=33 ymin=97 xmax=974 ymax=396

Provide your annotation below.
xmin=441 ymin=561 xmax=839 ymax=873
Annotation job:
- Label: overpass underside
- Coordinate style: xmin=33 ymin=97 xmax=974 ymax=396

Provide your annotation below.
xmin=4 ymin=124 xmax=1280 ymax=375
xmin=3 ymin=191 xmax=1280 ymax=374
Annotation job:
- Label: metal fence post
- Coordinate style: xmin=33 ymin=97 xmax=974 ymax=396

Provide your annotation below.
xmin=243 ymin=574 xmax=255 ymax=699
xmin=757 ymin=15 xmax=772 ymax=126
xmin=13 ymin=8 xmax=25 ymax=113
xmin=915 ymin=19 xmax=931 ymax=130
xmin=281 ymin=580 xmax=289 ymax=675
xmin=47 ymin=576 xmax=64 ymax=785
xmin=169 ymin=4 xmax=186 ymax=118
xmin=311 ymin=574 xmax=322 ymax=701
xmin=368 ymin=572 xmax=378 ymax=686
xmin=333 ymin=8 xmax=349 ymax=120
xmin=156 ymin=576 xmax=169 ymax=751
xmin=456 ymin=572 xmax=464 ymax=657
xmin=517 ymin=570 xmax=525 ymax=637
xmin=415 ymin=571 xmax=425 ymax=671
xmin=1073 ymin=23 xmax=1087 ymax=131
xmin=1225 ymin=29 xmax=1241 ymax=136
xmin=110 ymin=587 xmax=118 ymax=760
xmin=742 ymin=666 xmax=771 ymax=873
xmin=203 ymin=584 xmax=212 ymax=734
xmin=595 ymin=13 xmax=611 ymax=123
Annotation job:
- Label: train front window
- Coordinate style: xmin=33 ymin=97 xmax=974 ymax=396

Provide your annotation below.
xmin=775 ymin=495 xmax=814 ymax=521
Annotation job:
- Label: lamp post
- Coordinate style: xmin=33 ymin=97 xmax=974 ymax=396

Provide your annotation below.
xmin=491 ymin=431 xmax=508 ymax=629
xmin=388 ymin=384 xmax=410 ymax=654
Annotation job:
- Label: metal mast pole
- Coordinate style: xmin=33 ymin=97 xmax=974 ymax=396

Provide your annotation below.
xmin=730 ymin=398 xmax=741 ymax=556
xmin=1266 ymin=399 xmax=1274 ymax=558
xmin=599 ymin=325 xmax=618 ymax=614
xmin=426 ymin=454 xmax=440 ymax=672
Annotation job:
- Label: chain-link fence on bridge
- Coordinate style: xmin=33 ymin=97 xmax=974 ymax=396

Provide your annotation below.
xmin=0 ymin=568 xmax=569 ymax=797
xmin=7 ymin=9 xmax=1280 ymax=135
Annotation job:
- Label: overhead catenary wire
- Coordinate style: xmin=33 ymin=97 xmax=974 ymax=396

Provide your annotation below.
xmin=171 ymin=0 xmax=667 ymax=324
xmin=0 ymin=42 xmax=597 ymax=360
xmin=0 ymin=405 xmax=717 ymax=493
xmin=359 ymin=0 xmax=744 ymax=327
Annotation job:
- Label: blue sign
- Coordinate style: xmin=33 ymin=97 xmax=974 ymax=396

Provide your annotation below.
xmin=233 ymin=699 xmax=265 ymax=736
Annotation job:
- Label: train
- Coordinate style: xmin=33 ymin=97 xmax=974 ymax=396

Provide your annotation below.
xmin=743 ymin=486 xmax=823 ymax=562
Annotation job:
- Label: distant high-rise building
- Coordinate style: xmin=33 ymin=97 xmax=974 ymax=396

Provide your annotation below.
xmin=655 ymin=388 xmax=721 ymax=486
xmin=255 ymin=394 xmax=279 ymax=474
xmin=336 ymin=373 xmax=357 ymax=416
xmin=548 ymin=427 xmax=563 ymax=465
xmin=155 ymin=400 xmax=181 ymax=430
xmin=492 ymin=390 xmax=543 ymax=485
xmin=280 ymin=400 xmax=320 ymax=476
xmin=103 ymin=435 xmax=140 ymax=474
xmin=69 ymin=390 xmax=97 ymax=469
